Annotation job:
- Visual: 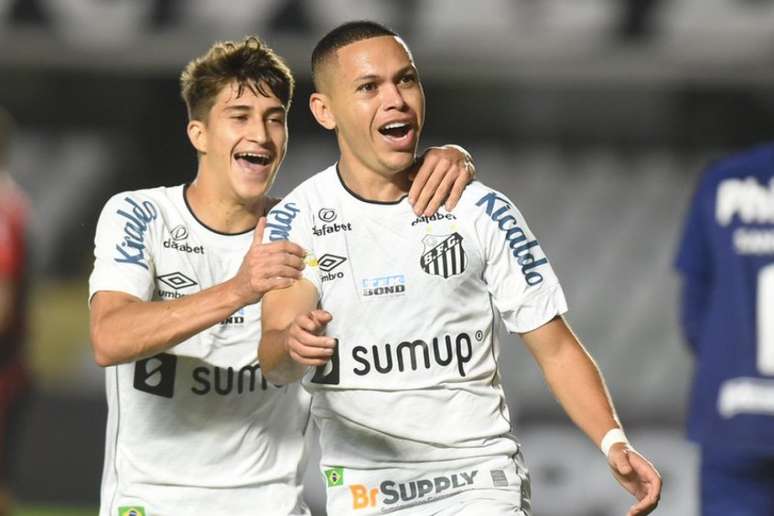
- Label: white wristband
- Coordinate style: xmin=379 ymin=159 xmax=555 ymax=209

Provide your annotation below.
xmin=600 ymin=428 xmax=628 ymax=456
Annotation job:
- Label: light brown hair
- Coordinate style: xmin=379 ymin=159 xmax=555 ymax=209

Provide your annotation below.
xmin=180 ymin=36 xmax=295 ymax=121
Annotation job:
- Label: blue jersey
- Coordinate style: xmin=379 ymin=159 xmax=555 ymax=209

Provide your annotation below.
xmin=675 ymin=143 xmax=774 ymax=452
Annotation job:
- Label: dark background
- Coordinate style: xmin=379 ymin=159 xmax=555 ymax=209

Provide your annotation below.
xmin=3 ymin=1 xmax=774 ymax=514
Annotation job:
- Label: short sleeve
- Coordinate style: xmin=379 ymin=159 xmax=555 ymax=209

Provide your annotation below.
xmin=473 ymin=187 xmax=568 ymax=334
xmin=263 ymin=193 xmax=321 ymax=294
xmin=88 ymin=193 xmax=159 ymax=303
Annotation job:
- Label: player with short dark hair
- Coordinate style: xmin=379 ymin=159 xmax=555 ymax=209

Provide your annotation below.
xmin=89 ymin=35 xmax=476 ymax=516
xmin=259 ymin=20 xmax=662 ymax=516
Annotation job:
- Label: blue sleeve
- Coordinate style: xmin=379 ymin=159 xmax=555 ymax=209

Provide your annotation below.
xmin=674 ymin=170 xmax=714 ymax=352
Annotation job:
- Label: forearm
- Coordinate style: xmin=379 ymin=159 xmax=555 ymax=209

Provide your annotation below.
xmin=259 ymin=328 xmax=308 ymax=385
xmin=91 ymin=279 xmax=246 ymax=366
xmin=539 ymin=338 xmax=621 ymax=446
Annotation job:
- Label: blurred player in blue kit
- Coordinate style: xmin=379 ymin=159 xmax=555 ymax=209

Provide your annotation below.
xmin=260 ymin=20 xmax=662 ymax=516
xmin=88 ymin=36 xmax=475 ymax=516
xmin=676 ymin=144 xmax=774 ymax=516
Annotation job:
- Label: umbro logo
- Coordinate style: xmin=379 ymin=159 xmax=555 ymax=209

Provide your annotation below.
xmin=318 ymin=254 xmax=347 ymax=282
xmin=318 ymin=254 xmax=347 ymax=272
xmin=158 ymin=272 xmax=197 ymax=290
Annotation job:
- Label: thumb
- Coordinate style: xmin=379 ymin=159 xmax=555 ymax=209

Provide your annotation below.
xmin=614 ymin=451 xmax=633 ymax=476
xmin=311 ymin=310 xmax=333 ymax=326
xmin=252 ymin=216 xmax=267 ymax=246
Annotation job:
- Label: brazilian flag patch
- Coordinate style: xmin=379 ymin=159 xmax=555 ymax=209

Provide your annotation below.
xmin=324 ymin=466 xmax=344 ymax=487
xmin=118 ymin=507 xmax=146 ymax=516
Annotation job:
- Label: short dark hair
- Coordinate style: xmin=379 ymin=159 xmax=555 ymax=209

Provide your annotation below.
xmin=311 ymin=20 xmax=398 ymax=91
xmin=180 ymin=36 xmax=295 ymax=121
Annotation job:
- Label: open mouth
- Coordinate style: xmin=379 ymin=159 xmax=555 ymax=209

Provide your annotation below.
xmin=378 ymin=122 xmax=412 ymax=139
xmin=234 ymin=151 xmax=271 ymax=167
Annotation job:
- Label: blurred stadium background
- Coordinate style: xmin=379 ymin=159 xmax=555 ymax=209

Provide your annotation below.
xmin=3 ymin=0 xmax=774 ymax=514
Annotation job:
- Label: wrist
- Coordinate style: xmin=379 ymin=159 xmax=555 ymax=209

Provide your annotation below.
xmin=225 ymin=276 xmax=254 ymax=306
xmin=600 ymin=428 xmax=628 ymax=457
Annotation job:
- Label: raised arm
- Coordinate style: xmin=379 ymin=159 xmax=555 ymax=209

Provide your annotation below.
xmin=520 ymin=316 xmax=661 ymax=516
xmin=90 ymin=217 xmax=305 ymax=366
xmin=259 ymin=278 xmax=335 ymax=385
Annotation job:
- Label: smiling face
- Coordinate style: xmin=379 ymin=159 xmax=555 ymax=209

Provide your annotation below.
xmin=188 ymin=80 xmax=288 ymax=204
xmin=312 ymin=35 xmax=425 ymax=180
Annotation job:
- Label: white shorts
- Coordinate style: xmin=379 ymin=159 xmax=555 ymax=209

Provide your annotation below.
xmin=324 ymin=452 xmax=530 ymax=515
xmin=427 ymin=488 xmax=529 ymax=516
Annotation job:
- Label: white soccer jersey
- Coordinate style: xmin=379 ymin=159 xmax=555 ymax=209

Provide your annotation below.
xmin=89 ymin=185 xmax=311 ymax=516
xmin=266 ymin=165 xmax=568 ymax=515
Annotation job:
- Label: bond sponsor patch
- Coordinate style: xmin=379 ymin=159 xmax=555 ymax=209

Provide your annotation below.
xmin=420 ymin=233 xmax=466 ymax=278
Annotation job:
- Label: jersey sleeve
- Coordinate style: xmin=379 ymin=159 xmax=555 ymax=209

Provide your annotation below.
xmin=472 ymin=186 xmax=568 ymax=334
xmin=263 ymin=190 xmax=321 ymax=294
xmin=88 ymin=192 xmax=159 ymax=303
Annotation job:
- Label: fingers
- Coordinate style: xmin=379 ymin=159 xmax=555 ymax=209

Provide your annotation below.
xmin=408 ymin=154 xmax=432 ymax=208
xmin=617 ymin=449 xmax=661 ymax=516
xmin=256 ymin=239 xmax=306 ymax=258
xmin=424 ymin=167 xmax=457 ymax=216
xmin=444 ymin=164 xmax=472 ymax=211
xmin=261 ymin=276 xmax=297 ymax=292
xmin=310 ymin=309 xmax=333 ymax=326
xmin=287 ymin=311 xmax=336 ymax=366
xmin=252 ymin=216 xmax=267 ymax=245
xmin=412 ymin=158 xmax=447 ymax=216
xmin=410 ymin=145 xmax=475 ymax=215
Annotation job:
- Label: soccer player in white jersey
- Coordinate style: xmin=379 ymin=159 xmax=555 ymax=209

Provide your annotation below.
xmin=259 ymin=21 xmax=662 ymax=516
xmin=88 ymin=36 xmax=475 ymax=516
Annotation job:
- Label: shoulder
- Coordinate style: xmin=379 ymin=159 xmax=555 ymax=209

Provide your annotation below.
xmin=265 ymin=166 xmax=335 ymax=241
xmin=99 ymin=185 xmax=175 ymax=215
xmin=702 ymin=144 xmax=774 ymax=182
xmin=453 ymin=181 xmax=523 ymax=221
xmin=268 ymin=165 xmax=337 ymax=214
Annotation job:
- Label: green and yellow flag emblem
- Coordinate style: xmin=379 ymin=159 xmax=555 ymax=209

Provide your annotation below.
xmin=325 ymin=466 xmax=344 ymax=487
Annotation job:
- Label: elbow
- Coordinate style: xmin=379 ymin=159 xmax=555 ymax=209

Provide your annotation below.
xmin=262 ymin=368 xmax=288 ymax=386
xmin=258 ymin=339 xmax=293 ymax=386
xmin=90 ymin=324 xmax=119 ymax=367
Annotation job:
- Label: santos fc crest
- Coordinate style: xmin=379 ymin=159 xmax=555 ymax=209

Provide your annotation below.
xmin=420 ymin=232 xmax=466 ymax=278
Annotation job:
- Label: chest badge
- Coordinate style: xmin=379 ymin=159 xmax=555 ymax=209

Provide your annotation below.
xmin=420 ymin=232 xmax=466 ymax=278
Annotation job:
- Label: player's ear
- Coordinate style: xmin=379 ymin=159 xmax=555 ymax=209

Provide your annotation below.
xmin=187 ymin=119 xmax=207 ymax=153
xmin=309 ymin=93 xmax=336 ymax=131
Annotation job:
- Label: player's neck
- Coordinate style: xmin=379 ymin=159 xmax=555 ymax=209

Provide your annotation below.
xmin=337 ymin=156 xmax=410 ymax=203
xmin=186 ymin=176 xmax=264 ymax=234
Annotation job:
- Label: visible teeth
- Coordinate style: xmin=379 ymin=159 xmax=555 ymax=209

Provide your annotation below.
xmin=236 ymin=152 xmax=270 ymax=165
xmin=383 ymin=122 xmax=408 ymax=130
